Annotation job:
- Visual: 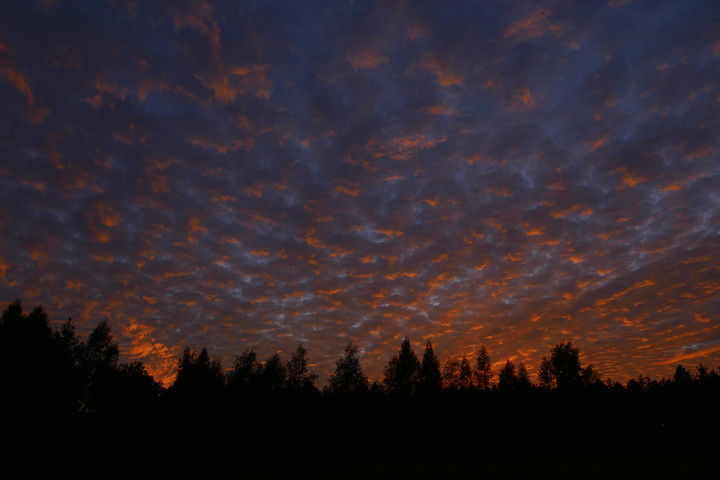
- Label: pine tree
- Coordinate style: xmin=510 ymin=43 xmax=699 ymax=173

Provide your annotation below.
xmin=538 ymin=342 xmax=597 ymax=390
xmin=497 ymin=359 xmax=517 ymax=391
xmin=418 ymin=340 xmax=441 ymax=392
xmin=257 ymin=353 xmax=287 ymax=392
xmin=516 ymin=362 xmax=532 ymax=391
xmin=475 ymin=345 xmax=493 ymax=390
xmin=327 ymin=342 xmax=368 ymax=395
xmin=443 ymin=354 xmax=474 ymax=391
xmin=383 ymin=337 xmax=420 ymax=395
xmin=228 ymin=348 xmax=260 ymax=393
xmin=286 ymin=344 xmax=318 ymax=393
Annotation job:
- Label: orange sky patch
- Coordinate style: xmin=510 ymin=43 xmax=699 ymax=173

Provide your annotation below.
xmin=419 ymin=57 xmax=462 ymax=87
xmin=659 ymin=344 xmax=720 ymax=366
xmin=512 ymin=86 xmax=536 ymax=110
xmin=586 ymin=132 xmax=612 ymax=152
xmin=1 ymin=61 xmax=35 ymax=105
xmin=348 ymin=48 xmax=389 ymax=70
xmin=504 ymin=9 xmax=562 ymax=43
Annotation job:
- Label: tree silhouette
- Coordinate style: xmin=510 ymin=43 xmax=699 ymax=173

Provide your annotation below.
xmin=442 ymin=354 xmax=474 ymax=391
xmin=417 ymin=340 xmax=442 ymax=392
xmin=78 ymin=319 xmax=121 ymax=413
xmin=83 ymin=319 xmax=119 ymax=373
xmin=693 ymin=363 xmax=720 ymax=388
xmin=458 ymin=355 xmax=473 ymax=390
xmin=327 ymin=342 xmax=368 ymax=395
xmin=257 ymin=352 xmax=287 ymax=392
xmin=497 ymin=359 xmax=517 ymax=392
xmin=538 ymin=356 xmax=554 ymax=389
xmin=286 ymin=344 xmax=318 ymax=393
xmin=7 ymin=298 xmax=720 ymax=468
xmin=171 ymin=347 xmax=224 ymax=402
xmin=54 ymin=318 xmax=81 ymax=366
xmin=0 ymin=300 xmax=74 ymax=416
xmin=673 ymin=364 xmax=692 ymax=386
xmin=227 ymin=348 xmax=260 ymax=394
xmin=442 ymin=356 xmax=460 ymax=390
xmin=93 ymin=360 xmax=161 ymax=419
xmin=538 ymin=342 xmax=602 ymax=390
xmin=538 ymin=342 xmax=580 ymax=389
xmin=516 ymin=362 xmax=532 ymax=391
xmin=475 ymin=345 xmax=493 ymax=390
xmin=383 ymin=337 xmax=420 ymax=395
xmin=581 ymin=363 xmax=602 ymax=387
xmin=52 ymin=317 xmax=84 ymax=411
xmin=496 ymin=359 xmax=531 ymax=393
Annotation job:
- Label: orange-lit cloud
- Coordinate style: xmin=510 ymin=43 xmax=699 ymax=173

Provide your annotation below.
xmin=123 ymin=319 xmax=177 ymax=386
xmin=1 ymin=41 xmax=49 ymax=122
xmin=419 ymin=56 xmax=462 ymax=87
xmin=659 ymin=344 xmax=720 ymax=366
xmin=586 ymin=132 xmax=612 ymax=152
xmin=348 ymin=48 xmax=389 ymax=70
xmin=172 ymin=0 xmax=221 ymax=58
xmin=204 ymin=64 xmax=273 ymax=103
xmin=503 ymin=9 xmax=564 ymax=43
xmin=1 ymin=60 xmax=35 ymax=105
xmin=611 ymin=166 xmax=648 ymax=188
xmin=511 ymin=86 xmax=536 ymax=110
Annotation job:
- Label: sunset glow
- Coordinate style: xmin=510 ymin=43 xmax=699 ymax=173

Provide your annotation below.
xmin=1 ymin=0 xmax=719 ymax=386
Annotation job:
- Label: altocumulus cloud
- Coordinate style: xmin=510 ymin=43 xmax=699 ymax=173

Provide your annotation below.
xmin=1 ymin=0 xmax=719 ymax=384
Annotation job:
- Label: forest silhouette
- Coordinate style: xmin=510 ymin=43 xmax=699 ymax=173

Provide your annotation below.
xmin=1 ymin=299 xmax=718 ymax=476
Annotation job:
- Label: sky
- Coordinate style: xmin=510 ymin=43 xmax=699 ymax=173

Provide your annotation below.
xmin=1 ymin=0 xmax=719 ymax=386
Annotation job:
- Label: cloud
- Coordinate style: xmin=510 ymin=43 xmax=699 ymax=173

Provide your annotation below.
xmin=503 ymin=9 xmax=564 ymax=43
xmin=348 ymin=48 xmax=389 ymax=70
xmin=419 ymin=56 xmax=463 ymax=87
xmin=0 ymin=0 xmax=719 ymax=386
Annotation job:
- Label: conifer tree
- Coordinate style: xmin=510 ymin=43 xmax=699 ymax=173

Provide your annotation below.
xmin=383 ymin=338 xmax=420 ymax=395
xmin=286 ymin=344 xmax=318 ymax=393
xmin=327 ymin=342 xmax=368 ymax=395
xmin=475 ymin=344 xmax=493 ymax=390
xmin=418 ymin=340 xmax=442 ymax=392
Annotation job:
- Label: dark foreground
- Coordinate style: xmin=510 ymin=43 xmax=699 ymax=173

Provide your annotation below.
xmin=4 ymin=388 xmax=718 ymax=479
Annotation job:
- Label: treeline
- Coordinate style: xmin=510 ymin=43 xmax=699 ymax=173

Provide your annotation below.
xmin=2 ymin=300 xmax=719 ymax=469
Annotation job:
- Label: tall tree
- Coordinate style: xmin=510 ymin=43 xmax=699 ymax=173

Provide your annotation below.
xmin=458 ymin=355 xmax=474 ymax=390
xmin=0 ymin=300 xmax=60 ymax=413
xmin=475 ymin=345 xmax=493 ymax=390
xmin=286 ymin=344 xmax=318 ymax=393
xmin=78 ymin=319 xmax=121 ymax=413
xmin=418 ymin=340 xmax=442 ymax=392
xmin=52 ymin=317 xmax=83 ymax=411
xmin=442 ymin=356 xmax=461 ymax=390
xmin=497 ymin=359 xmax=517 ymax=392
xmin=81 ymin=319 xmax=119 ymax=379
xmin=383 ymin=337 xmax=420 ymax=395
xmin=54 ymin=318 xmax=81 ymax=366
xmin=516 ymin=362 xmax=532 ymax=391
xmin=92 ymin=360 xmax=161 ymax=419
xmin=442 ymin=354 xmax=474 ymax=391
xmin=538 ymin=356 xmax=554 ymax=389
xmin=257 ymin=353 xmax=287 ymax=392
xmin=538 ymin=342 xmax=598 ymax=389
xmin=673 ymin=364 xmax=692 ymax=386
xmin=327 ymin=342 xmax=368 ymax=395
xmin=227 ymin=348 xmax=260 ymax=393
xmin=172 ymin=347 xmax=225 ymax=399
